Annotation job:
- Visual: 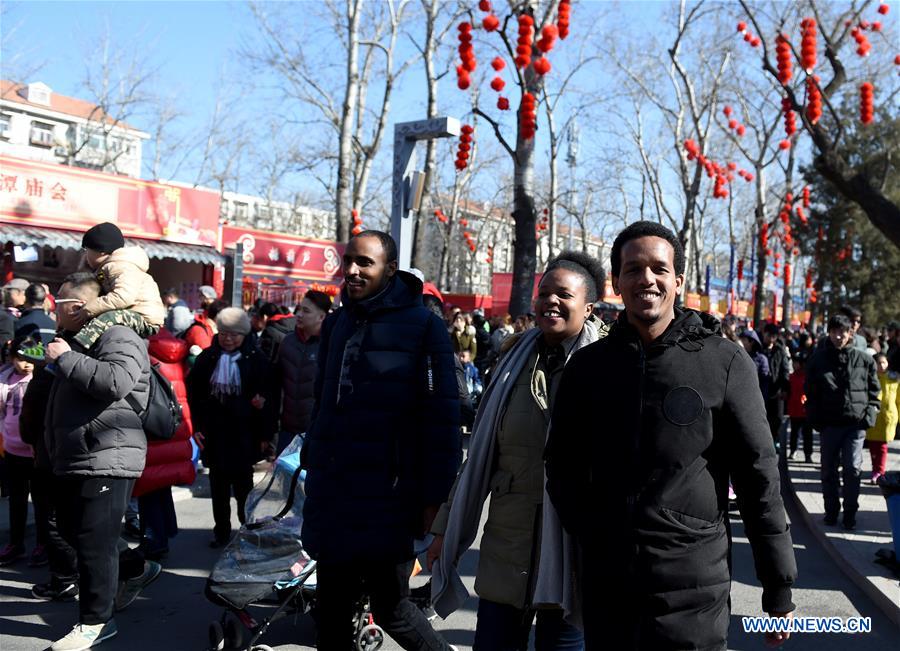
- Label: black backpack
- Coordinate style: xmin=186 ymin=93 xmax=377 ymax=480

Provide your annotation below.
xmin=127 ymin=363 xmax=183 ymax=440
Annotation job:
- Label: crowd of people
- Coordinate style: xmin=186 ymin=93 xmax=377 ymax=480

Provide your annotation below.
xmin=0 ymin=219 xmax=896 ymax=650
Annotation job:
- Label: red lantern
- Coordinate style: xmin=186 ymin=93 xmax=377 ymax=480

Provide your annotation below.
xmin=852 ymin=27 xmax=871 ymax=57
xmin=483 ymin=14 xmax=500 ymax=32
xmin=456 ymin=125 xmax=474 ymax=171
xmin=860 ymin=82 xmax=874 ymax=124
xmin=497 ymin=96 xmax=510 ymax=111
xmin=723 ymin=105 xmax=732 ymax=117
xmin=491 ymin=56 xmax=505 ymax=71
xmin=736 ymin=124 xmax=746 ymax=137
xmin=878 ymin=4 xmax=889 ymax=15
xmin=737 ymin=22 xmax=746 ymax=33
xmin=736 ymin=259 xmax=744 ymax=280
xmin=533 ymin=57 xmax=551 ymax=75
xmin=895 ymin=55 xmax=900 ymax=66
xmin=351 ymin=225 xmax=362 ymax=235
xmin=750 ymin=36 xmax=761 ymax=48
xmin=558 ymin=0 xmax=571 ymax=39
xmin=806 ymin=75 xmax=822 ymax=125
xmin=537 ymin=24 xmax=558 ymax=53
xmin=478 ymin=0 xmax=491 ymax=11
xmin=800 ymin=18 xmax=816 ymax=73
xmin=805 ymin=270 xmax=813 ymax=289
xmin=872 ymin=22 xmax=882 ymax=31
xmin=802 ymin=186 xmax=810 ymax=208
xmin=490 ymin=76 xmax=505 ymax=92
xmin=775 ymin=34 xmax=792 ymax=84
xmin=460 ymin=218 xmax=469 ymax=227
xmin=779 ymin=139 xmax=791 ymax=150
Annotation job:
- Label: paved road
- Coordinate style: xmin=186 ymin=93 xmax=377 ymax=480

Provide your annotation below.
xmin=1 ymin=468 xmax=898 ymax=650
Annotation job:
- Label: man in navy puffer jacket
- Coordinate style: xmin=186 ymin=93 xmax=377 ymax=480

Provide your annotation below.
xmin=301 ymin=230 xmax=460 ymax=650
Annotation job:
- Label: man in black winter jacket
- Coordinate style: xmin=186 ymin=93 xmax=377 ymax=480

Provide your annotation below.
xmin=301 ymin=230 xmax=459 ymax=650
xmin=805 ymin=314 xmax=880 ymax=530
xmin=43 ymin=273 xmax=151 ymax=649
xmin=762 ymin=323 xmax=792 ymax=450
xmin=546 ymin=221 xmax=796 ymax=651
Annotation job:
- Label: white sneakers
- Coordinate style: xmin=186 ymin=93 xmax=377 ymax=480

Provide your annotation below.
xmin=50 ymin=619 xmax=118 ymax=650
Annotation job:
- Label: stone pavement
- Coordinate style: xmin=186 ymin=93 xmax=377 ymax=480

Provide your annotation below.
xmin=783 ymin=430 xmax=900 ymax=628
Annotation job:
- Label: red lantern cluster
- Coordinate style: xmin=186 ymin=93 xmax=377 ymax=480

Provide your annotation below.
xmin=456 ymin=124 xmax=474 ymax=171
xmin=462 ymin=230 xmax=476 ymax=253
xmin=860 ymin=82 xmax=874 ymax=124
xmin=520 ymin=92 xmax=537 ymax=140
xmin=800 ymin=18 xmax=817 ymax=72
xmin=760 ymin=223 xmax=770 ymax=249
xmin=805 ymin=270 xmax=813 ymax=289
xmin=736 ymin=258 xmax=744 ymax=281
xmin=485 ymin=244 xmax=494 ymax=265
xmin=351 ymin=209 xmax=363 ymax=235
xmin=783 ymin=263 xmax=791 ymax=286
xmin=515 ymin=14 xmax=534 ymax=69
xmin=851 ymin=25 xmax=871 ymax=57
xmin=723 ymin=107 xmax=746 ymax=136
xmin=558 ymin=0 xmax=571 ymax=40
xmin=782 ymin=97 xmax=796 ymax=137
xmin=802 ymin=185 xmax=810 ymax=208
xmin=775 ymin=34 xmax=792 ymax=84
xmin=537 ymin=24 xmax=558 ymax=53
xmin=795 ymin=205 xmax=808 ymax=225
xmin=434 ymin=208 xmax=448 ymax=224
xmin=456 ymin=23 xmax=475 ymax=89
xmin=491 ymin=58 xmax=507 ymax=102
xmin=537 ymin=211 xmax=549 ymax=231
xmin=479 ymin=0 xmax=499 ymax=32
xmin=806 ymin=75 xmax=822 ymax=124
xmin=737 ymin=21 xmax=761 ymax=47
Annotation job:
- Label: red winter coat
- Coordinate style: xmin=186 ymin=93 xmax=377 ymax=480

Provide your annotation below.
xmin=133 ymin=329 xmax=196 ymax=497
xmin=786 ymin=369 xmax=807 ymax=419
xmin=183 ymin=312 xmax=215 ymax=351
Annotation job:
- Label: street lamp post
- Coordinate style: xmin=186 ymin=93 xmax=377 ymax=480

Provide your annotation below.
xmin=390 ymin=117 xmax=461 ymax=270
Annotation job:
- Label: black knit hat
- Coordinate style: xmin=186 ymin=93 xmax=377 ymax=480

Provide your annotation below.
xmin=82 ymin=222 xmax=125 ymax=253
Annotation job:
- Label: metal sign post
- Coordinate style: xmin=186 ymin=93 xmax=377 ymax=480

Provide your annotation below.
xmin=390 ymin=117 xmax=460 ymax=270
xmin=231 ymin=241 xmax=244 ymax=308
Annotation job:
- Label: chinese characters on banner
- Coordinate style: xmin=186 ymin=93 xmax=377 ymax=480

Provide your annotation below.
xmin=0 ymin=155 xmax=219 ymax=247
xmin=221 ymin=225 xmax=344 ymax=283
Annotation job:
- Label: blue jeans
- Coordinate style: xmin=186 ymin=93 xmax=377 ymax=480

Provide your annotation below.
xmin=474 ymin=599 xmax=584 ymax=651
xmin=820 ymin=426 xmax=866 ymax=521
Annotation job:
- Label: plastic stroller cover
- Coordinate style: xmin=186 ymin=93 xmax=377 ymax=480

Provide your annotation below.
xmin=206 ymin=435 xmax=314 ymax=610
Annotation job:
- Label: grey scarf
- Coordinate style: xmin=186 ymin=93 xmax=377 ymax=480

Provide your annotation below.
xmin=432 ymin=319 xmax=604 ymax=627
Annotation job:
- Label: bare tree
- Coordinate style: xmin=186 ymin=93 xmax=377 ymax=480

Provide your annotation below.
xmin=739 ymin=0 xmax=900 ymax=247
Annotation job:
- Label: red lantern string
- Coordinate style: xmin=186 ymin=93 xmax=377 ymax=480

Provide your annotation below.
xmin=806 ymin=75 xmax=822 ymax=124
xmin=860 ymin=82 xmax=874 ymax=124
xmin=782 ymin=97 xmax=796 ymax=137
xmin=800 ymin=18 xmax=816 ymax=73
xmin=515 ymin=14 xmax=534 ymax=69
xmin=795 ymin=205 xmax=808 ymax=225
xmin=456 ymin=124 xmax=474 ymax=171
xmin=805 ymin=270 xmax=813 ymax=289
xmin=802 ymin=186 xmax=810 ymax=208
xmin=775 ymin=34 xmax=792 ymax=84
xmin=558 ymin=0 xmax=571 ymax=40
xmin=736 ymin=259 xmax=744 ymax=280
xmin=520 ymin=92 xmax=537 ymax=140
xmin=537 ymin=24 xmax=558 ymax=53
xmin=851 ymin=26 xmax=871 ymax=57
xmin=456 ymin=23 xmax=474 ymax=89
xmin=433 ymin=209 xmax=448 ymax=224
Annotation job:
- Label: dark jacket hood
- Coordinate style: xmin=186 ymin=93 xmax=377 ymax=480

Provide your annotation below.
xmin=739 ymin=328 xmax=763 ymax=354
xmin=340 ymin=270 xmax=423 ymax=316
xmin=613 ymin=307 xmax=721 ymax=350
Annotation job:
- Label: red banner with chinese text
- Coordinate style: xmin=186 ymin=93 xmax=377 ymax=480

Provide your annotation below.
xmin=0 ymin=155 xmax=219 ymax=247
xmin=221 ymin=225 xmax=344 ymax=284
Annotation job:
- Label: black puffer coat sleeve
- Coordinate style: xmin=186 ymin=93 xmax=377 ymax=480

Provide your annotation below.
xmin=55 ymin=332 xmax=145 ymax=401
xmin=545 ymin=347 xmax=591 ymax=538
xmin=419 ymin=312 xmax=462 ymax=507
xmin=722 ymin=347 xmax=797 ymax=614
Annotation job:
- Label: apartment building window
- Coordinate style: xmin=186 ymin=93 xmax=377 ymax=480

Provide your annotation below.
xmin=0 ymin=113 xmax=10 ymax=137
xmin=30 ymin=122 xmax=54 ymax=147
xmin=234 ymin=202 xmax=248 ymax=220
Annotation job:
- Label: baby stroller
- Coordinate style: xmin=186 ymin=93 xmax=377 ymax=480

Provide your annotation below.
xmin=204 ymin=436 xmax=386 ymax=651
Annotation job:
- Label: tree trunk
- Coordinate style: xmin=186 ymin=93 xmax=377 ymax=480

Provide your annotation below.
xmin=335 ymin=0 xmax=362 ymax=242
xmin=412 ymin=0 xmax=440 ymax=272
xmin=752 ymin=168 xmax=768 ymax=327
xmin=510 ymin=142 xmax=537 ymax=318
xmin=546 ymin=101 xmax=558 ymax=258
xmin=814 ymin=151 xmax=900 ymax=248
